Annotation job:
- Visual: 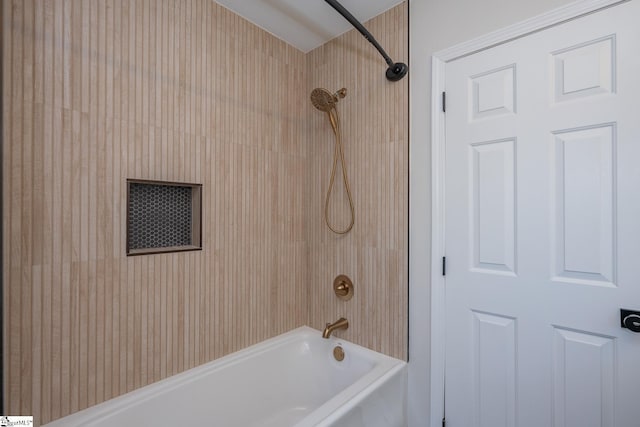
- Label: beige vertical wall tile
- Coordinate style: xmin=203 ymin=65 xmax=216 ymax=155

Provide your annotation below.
xmin=3 ymin=0 xmax=308 ymax=423
xmin=3 ymin=1 xmax=407 ymax=424
xmin=305 ymin=4 xmax=408 ymax=360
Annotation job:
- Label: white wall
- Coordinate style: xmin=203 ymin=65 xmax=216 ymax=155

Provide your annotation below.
xmin=408 ymin=0 xmax=578 ymax=425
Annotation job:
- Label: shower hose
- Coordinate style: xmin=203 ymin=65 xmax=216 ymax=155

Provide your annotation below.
xmin=325 ymin=108 xmax=355 ymax=234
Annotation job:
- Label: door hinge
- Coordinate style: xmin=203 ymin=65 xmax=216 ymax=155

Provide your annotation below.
xmin=442 ymin=91 xmax=446 ymax=112
xmin=442 ymin=256 xmax=446 ymax=276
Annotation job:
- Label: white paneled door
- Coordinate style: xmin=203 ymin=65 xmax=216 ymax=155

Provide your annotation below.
xmin=444 ymin=2 xmax=640 ymax=426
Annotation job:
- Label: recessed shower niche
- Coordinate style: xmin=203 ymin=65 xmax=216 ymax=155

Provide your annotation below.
xmin=126 ymin=179 xmax=202 ymax=255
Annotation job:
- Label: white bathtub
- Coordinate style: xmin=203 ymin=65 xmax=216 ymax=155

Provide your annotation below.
xmin=44 ymin=326 xmax=407 ymax=427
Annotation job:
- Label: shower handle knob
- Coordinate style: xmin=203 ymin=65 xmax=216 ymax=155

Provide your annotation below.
xmin=333 ymin=275 xmax=354 ymax=301
xmin=335 ymin=282 xmax=349 ymax=296
xmin=621 ymin=309 xmax=640 ymax=333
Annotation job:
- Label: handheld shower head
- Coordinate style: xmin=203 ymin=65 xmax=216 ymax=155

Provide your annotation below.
xmin=310 ymin=88 xmax=347 ymax=112
xmin=310 ymin=86 xmax=355 ymax=234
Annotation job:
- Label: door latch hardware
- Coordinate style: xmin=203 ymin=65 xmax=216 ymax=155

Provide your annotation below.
xmin=620 ymin=309 xmax=640 ymax=333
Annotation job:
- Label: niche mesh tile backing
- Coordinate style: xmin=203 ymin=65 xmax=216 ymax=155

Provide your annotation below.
xmin=127 ymin=181 xmax=198 ymax=253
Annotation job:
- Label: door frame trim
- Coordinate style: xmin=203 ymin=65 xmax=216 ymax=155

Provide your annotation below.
xmin=426 ymin=1 xmax=626 ymax=426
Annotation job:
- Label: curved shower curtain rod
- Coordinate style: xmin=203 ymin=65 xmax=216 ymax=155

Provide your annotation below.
xmin=324 ymin=0 xmax=407 ymax=81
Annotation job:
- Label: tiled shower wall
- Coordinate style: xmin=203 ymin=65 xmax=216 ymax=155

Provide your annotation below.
xmin=2 ymin=1 xmax=307 ymax=424
xmin=306 ymin=4 xmax=408 ymax=360
xmin=2 ymin=0 xmax=408 ymax=424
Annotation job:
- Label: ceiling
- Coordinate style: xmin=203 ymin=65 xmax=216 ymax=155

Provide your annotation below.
xmin=213 ymin=0 xmax=405 ymax=53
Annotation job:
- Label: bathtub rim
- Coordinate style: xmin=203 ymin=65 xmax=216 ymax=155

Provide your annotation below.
xmin=296 ymin=358 xmax=407 ymax=427
xmin=43 ymin=325 xmax=406 ymax=427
